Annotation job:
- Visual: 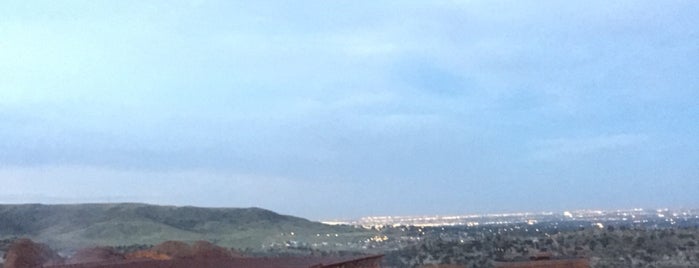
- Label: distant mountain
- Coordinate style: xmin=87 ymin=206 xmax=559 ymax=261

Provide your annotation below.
xmin=0 ymin=203 xmax=367 ymax=251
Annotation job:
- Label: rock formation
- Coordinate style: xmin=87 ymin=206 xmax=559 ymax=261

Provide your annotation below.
xmin=125 ymin=240 xmax=241 ymax=261
xmin=4 ymin=238 xmax=63 ymax=268
xmin=66 ymin=247 xmax=125 ymax=264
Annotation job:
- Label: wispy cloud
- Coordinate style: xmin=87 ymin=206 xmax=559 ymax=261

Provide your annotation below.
xmin=0 ymin=165 xmax=311 ymax=209
xmin=0 ymin=1 xmax=697 ymax=217
xmin=531 ymin=134 xmax=650 ymax=160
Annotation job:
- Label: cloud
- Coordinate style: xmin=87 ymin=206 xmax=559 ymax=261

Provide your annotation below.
xmin=531 ymin=133 xmax=650 ymax=160
xmin=0 ymin=1 xmax=697 ymax=217
xmin=0 ymin=165 xmax=365 ymax=219
xmin=0 ymin=165 xmax=292 ymax=206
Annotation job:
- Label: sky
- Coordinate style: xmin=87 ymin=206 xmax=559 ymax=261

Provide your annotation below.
xmin=1 ymin=0 xmax=698 ymax=220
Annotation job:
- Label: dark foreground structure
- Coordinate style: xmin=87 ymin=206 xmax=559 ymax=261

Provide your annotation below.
xmin=2 ymin=239 xmax=383 ymax=268
xmin=46 ymin=255 xmax=384 ymax=268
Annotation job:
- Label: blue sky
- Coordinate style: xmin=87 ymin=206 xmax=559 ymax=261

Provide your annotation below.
xmin=1 ymin=0 xmax=698 ymax=220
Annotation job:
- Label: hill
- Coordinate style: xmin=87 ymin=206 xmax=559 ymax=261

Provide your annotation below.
xmin=0 ymin=203 xmax=368 ymax=251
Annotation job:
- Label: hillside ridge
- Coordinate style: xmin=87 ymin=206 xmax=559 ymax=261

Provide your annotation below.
xmin=0 ymin=203 xmax=361 ymax=251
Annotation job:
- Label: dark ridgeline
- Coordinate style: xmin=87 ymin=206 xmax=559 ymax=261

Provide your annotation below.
xmin=2 ymin=238 xmax=384 ymax=268
xmin=46 ymin=256 xmax=384 ymax=268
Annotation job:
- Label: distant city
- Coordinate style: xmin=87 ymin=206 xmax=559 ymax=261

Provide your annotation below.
xmin=324 ymin=208 xmax=699 ymax=228
xmin=3 ymin=204 xmax=699 ymax=267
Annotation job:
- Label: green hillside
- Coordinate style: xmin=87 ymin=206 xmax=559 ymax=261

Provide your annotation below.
xmin=0 ymin=203 xmax=369 ymax=251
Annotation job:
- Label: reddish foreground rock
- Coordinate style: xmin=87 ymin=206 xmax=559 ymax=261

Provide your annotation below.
xmin=142 ymin=241 xmax=191 ymax=259
xmin=2 ymin=239 xmax=384 ymax=268
xmin=124 ymin=240 xmax=242 ymax=261
xmin=47 ymin=255 xmax=384 ymax=268
xmin=66 ymin=247 xmax=125 ymax=264
xmin=123 ymin=250 xmax=171 ymax=261
xmin=4 ymin=238 xmax=64 ymax=268
xmin=191 ymin=240 xmax=243 ymax=259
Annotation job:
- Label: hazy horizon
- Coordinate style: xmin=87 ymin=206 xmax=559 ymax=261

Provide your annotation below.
xmin=0 ymin=201 xmax=693 ymax=222
xmin=1 ymin=1 xmax=698 ymax=220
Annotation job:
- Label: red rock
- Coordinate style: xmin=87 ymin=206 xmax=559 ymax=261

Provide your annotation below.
xmin=124 ymin=240 xmax=241 ymax=261
xmin=4 ymin=238 xmax=64 ymax=268
xmin=191 ymin=240 xmax=239 ymax=259
xmin=67 ymin=247 xmax=125 ymax=264
xmin=149 ymin=241 xmax=193 ymax=259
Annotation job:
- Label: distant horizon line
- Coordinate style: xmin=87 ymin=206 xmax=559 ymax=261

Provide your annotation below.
xmin=326 ymin=207 xmax=698 ymax=221
xmin=1 ymin=201 xmax=697 ymax=221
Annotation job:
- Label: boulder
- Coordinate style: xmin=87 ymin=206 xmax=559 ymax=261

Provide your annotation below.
xmin=151 ymin=241 xmax=193 ymax=259
xmin=191 ymin=241 xmax=238 ymax=259
xmin=66 ymin=247 xmax=125 ymax=264
xmin=4 ymin=238 xmax=63 ymax=268
xmin=124 ymin=240 xmax=241 ymax=261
